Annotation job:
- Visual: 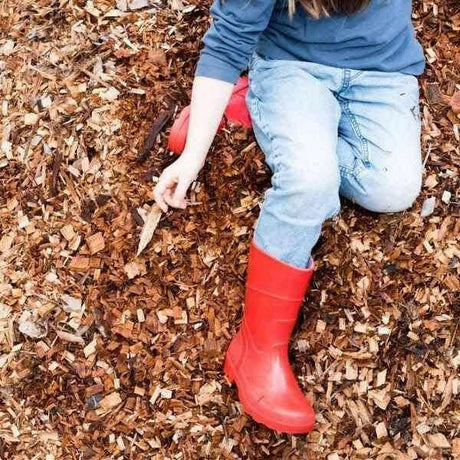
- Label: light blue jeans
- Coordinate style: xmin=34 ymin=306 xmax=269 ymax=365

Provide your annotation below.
xmin=247 ymin=55 xmax=422 ymax=268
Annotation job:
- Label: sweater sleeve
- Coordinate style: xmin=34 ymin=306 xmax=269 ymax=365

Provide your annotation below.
xmin=195 ymin=0 xmax=276 ymax=84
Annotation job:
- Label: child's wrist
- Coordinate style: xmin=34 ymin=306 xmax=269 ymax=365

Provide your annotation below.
xmin=181 ymin=148 xmax=207 ymax=166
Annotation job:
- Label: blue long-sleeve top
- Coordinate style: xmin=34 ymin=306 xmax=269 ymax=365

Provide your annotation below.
xmin=196 ymin=0 xmax=425 ymax=84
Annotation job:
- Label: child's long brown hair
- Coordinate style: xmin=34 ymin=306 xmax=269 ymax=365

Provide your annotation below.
xmin=289 ymin=0 xmax=371 ymax=18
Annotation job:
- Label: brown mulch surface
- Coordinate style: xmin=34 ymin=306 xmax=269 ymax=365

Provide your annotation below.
xmin=0 ymin=0 xmax=459 ymax=458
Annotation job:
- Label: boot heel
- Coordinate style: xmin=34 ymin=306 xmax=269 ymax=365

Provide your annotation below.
xmin=224 ymin=358 xmax=235 ymax=384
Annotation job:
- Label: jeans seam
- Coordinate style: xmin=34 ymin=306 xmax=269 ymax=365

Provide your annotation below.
xmin=341 ymin=69 xmax=351 ymax=92
xmin=339 ymin=164 xmax=354 ymax=176
xmin=341 ymin=100 xmax=370 ymax=166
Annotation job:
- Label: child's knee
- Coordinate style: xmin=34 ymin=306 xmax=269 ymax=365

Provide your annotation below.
xmin=361 ymin=171 xmax=422 ymax=213
xmin=276 ymin=166 xmax=341 ymax=215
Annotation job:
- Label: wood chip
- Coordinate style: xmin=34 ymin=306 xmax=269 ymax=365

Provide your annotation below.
xmin=86 ymin=232 xmax=105 ymax=255
xmin=427 ymin=433 xmax=451 ymax=449
xmin=83 ymin=338 xmax=97 ymax=358
xmin=24 ymin=113 xmax=38 ymax=125
xmin=56 ymin=330 xmax=85 ymax=344
xmin=375 ymin=421 xmax=388 ymax=439
xmin=425 ymin=82 xmax=445 ymax=105
xmin=99 ymin=392 xmax=122 ymax=411
xmin=450 ymin=91 xmax=460 ymax=113
xmin=69 ymin=256 xmax=90 ymax=272
xmin=0 ymin=234 xmax=14 ymax=253
xmin=124 ymin=260 xmax=147 ymax=279
xmin=61 ymin=224 xmax=76 ymax=242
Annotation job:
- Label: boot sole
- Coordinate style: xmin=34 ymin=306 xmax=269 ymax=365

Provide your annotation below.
xmin=224 ymin=357 xmax=315 ymax=434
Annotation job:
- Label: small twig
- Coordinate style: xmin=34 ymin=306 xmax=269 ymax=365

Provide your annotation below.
xmin=422 ymin=144 xmax=433 ymax=170
xmin=51 ymin=149 xmax=63 ymax=195
xmin=131 ymin=207 xmax=145 ymax=227
xmin=137 ymin=107 xmax=176 ymax=162
xmin=241 ymin=141 xmax=257 ymax=155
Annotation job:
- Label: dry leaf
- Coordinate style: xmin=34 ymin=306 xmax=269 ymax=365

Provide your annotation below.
xmin=137 ymin=205 xmax=162 ymax=256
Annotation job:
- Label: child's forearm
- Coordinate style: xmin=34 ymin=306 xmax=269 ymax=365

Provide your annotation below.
xmin=182 ymin=76 xmax=234 ymax=164
xmin=153 ymin=76 xmax=234 ymax=211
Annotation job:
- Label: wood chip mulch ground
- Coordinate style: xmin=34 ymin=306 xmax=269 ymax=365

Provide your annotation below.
xmin=0 ymin=0 xmax=459 ymax=458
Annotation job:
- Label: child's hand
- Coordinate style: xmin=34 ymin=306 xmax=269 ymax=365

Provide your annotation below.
xmin=153 ymin=154 xmax=205 ymax=212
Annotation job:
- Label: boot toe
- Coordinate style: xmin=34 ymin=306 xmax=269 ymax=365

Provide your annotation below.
xmin=268 ymin=399 xmax=315 ymax=433
xmin=244 ymin=392 xmax=315 ymax=433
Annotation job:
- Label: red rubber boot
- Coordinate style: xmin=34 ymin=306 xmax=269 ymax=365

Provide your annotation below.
xmin=223 ymin=76 xmax=252 ymax=128
xmin=224 ymin=242 xmax=316 ymax=434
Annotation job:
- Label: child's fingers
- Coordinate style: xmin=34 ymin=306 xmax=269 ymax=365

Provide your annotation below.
xmin=154 ymin=169 xmax=190 ymax=211
xmin=171 ymin=178 xmax=190 ymax=209
xmin=154 ymin=175 xmax=173 ymax=212
xmin=164 ymin=187 xmax=176 ymax=208
xmin=153 ymin=187 xmax=168 ymax=213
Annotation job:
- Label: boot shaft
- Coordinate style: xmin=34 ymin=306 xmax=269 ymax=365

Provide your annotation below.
xmin=243 ymin=243 xmax=314 ymax=349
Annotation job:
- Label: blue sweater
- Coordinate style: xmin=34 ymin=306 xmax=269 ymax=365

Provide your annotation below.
xmin=196 ymin=0 xmax=425 ymax=84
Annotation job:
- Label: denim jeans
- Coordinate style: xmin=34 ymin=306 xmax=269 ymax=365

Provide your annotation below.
xmin=247 ymin=55 xmax=422 ymax=268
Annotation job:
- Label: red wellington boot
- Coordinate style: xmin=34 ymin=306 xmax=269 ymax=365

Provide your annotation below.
xmin=224 ymin=242 xmax=316 ymax=434
xmin=168 ymin=76 xmax=252 ymax=154
xmin=223 ymin=76 xmax=252 ymax=128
